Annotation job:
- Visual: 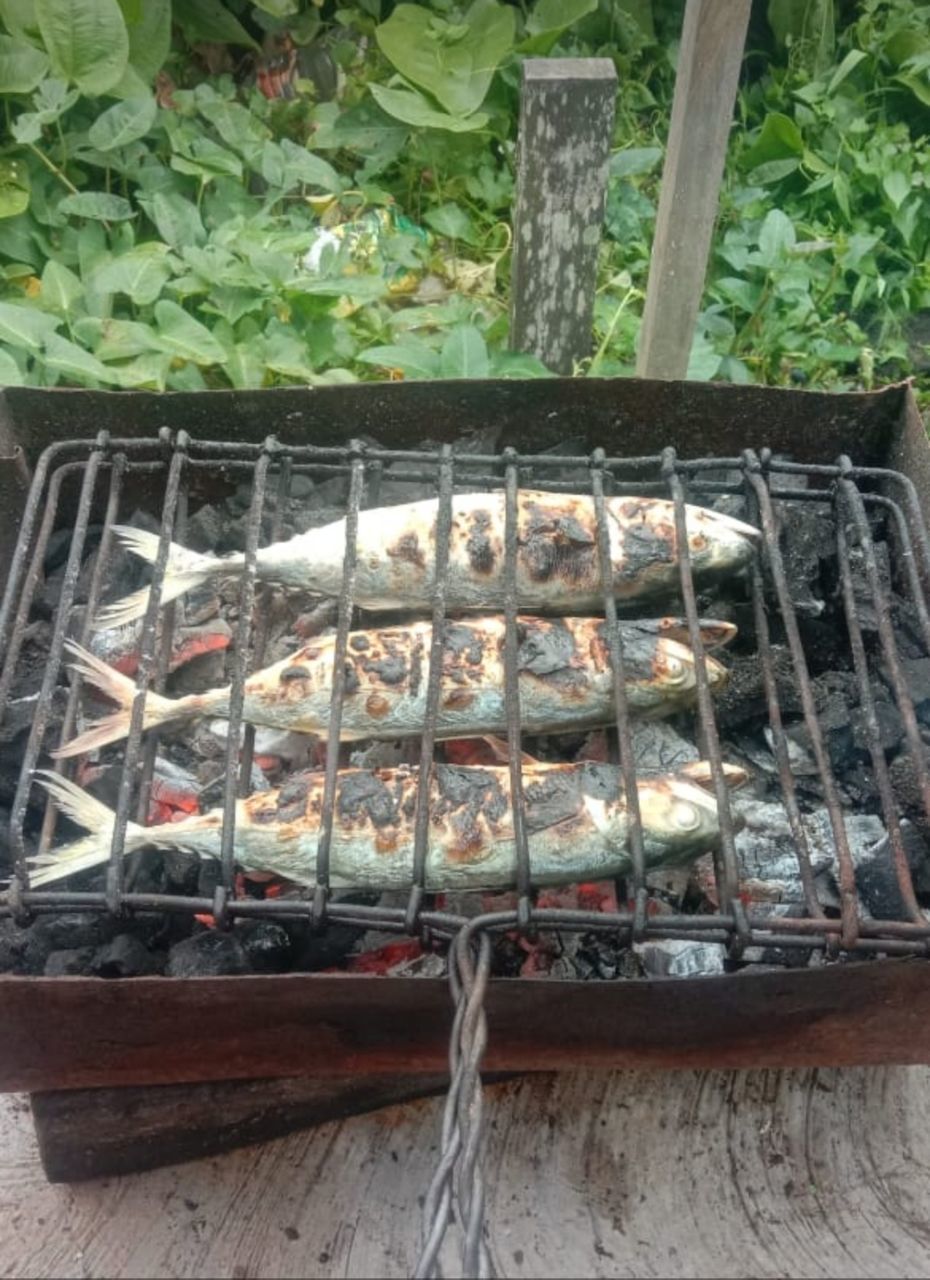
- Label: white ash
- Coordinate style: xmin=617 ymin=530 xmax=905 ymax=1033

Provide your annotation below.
xmin=202 ymin=719 xmax=317 ymax=769
xmin=634 ymin=937 xmax=727 ymax=978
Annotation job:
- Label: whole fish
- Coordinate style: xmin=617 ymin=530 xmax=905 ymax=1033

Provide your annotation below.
xmin=93 ymin=491 xmax=760 ymax=629
xmin=53 ymin=615 xmax=736 ymax=758
xmin=29 ymin=759 xmax=748 ymax=891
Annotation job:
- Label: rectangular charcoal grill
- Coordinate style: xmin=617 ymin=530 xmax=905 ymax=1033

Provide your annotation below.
xmin=4 ymin=378 xmax=930 ymax=1272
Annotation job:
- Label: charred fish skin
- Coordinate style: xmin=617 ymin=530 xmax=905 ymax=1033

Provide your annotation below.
xmin=94 ymin=492 xmax=759 ymax=629
xmin=54 ymin=616 xmax=732 ymax=758
xmin=29 ymin=762 xmax=746 ymax=892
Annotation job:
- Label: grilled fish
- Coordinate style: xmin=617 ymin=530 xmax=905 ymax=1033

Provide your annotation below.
xmin=93 ymin=491 xmax=759 ymax=629
xmin=29 ymin=759 xmax=748 ymax=891
xmin=53 ymin=616 xmax=736 ymax=759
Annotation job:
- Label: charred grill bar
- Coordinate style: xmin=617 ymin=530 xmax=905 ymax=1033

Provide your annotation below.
xmin=3 ymin=436 xmax=930 ymax=952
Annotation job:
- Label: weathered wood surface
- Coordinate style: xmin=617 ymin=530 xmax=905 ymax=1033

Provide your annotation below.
xmin=5 ymin=1067 xmax=930 ymax=1278
xmin=636 ymin=0 xmax=752 ymax=380
xmin=7 ymin=960 xmax=930 ymax=1093
xmin=30 ymin=1074 xmax=454 ymax=1183
xmin=510 ymin=58 xmax=617 ymax=374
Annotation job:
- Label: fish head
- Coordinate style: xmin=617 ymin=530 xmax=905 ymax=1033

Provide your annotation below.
xmin=684 ymin=506 xmax=760 ymax=578
xmin=636 ymin=762 xmax=748 ymax=865
xmin=655 ymin=617 xmax=738 ymax=651
xmin=651 ymin=636 xmax=729 ymax=703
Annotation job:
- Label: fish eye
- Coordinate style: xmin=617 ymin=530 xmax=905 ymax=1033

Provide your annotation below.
xmin=663 ymin=655 xmax=687 ymax=683
xmin=671 ymin=801 xmax=700 ymax=831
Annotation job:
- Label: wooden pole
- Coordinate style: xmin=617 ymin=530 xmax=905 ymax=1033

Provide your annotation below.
xmin=636 ymin=0 xmax=751 ymax=381
xmin=510 ymin=58 xmax=617 ymax=375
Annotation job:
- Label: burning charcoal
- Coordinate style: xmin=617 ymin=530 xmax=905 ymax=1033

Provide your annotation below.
xmin=44 ymin=947 xmax=94 ymax=977
xmin=167 ymin=929 xmax=253 ymax=977
xmin=235 ymin=920 xmax=292 ymax=973
xmin=714 ymin=645 xmax=801 ymax=729
xmin=91 ymin=934 xmax=164 ymax=978
xmin=286 ymin=893 xmax=379 ymax=972
xmin=630 ymin=721 xmax=698 ymax=775
xmin=633 ymin=938 xmax=727 ymax=978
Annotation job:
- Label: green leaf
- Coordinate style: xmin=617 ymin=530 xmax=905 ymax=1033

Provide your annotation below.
xmin=91 ymin=243 xmax=171 ymax=305
xmin=827 ymin=48 xmax=866 ymax=94
xmin=0 ymin=300 xmax=61 ymax=352
xmin=519 ymin=0 xmax=597 ymax=54
xmin=169 ymin=134 xmax=243 ymax=181
xmin=119 ymin=0 xmax=170 ymax=80
xmin=609 ymin=146 xmax=663 ymax=179
xmin=154 ymin=299 xmax=227 ymax=366
xmin=0 ymin=34 xmax=49 ymax=92
xmin=423 ymin=202 xmax=477 ymax=243
xmin=369 ymin=83 xmax=488 ymax=133
xmin=104 ymin=352 xmax=169 ymax=389
xmin=88 ymin=95 xmax=156 ymax=151
xmin=261 ymin=330 xmax=316 ymax=381
xmin=375 ymin=2 xmax=514 ymax=117
xmin=489 ymin=349 xmax=555 ymax=378
xmin=278 ymin=138 xmax=343 ymax=192
xmin=757 ymin=208 xmax=796 ymax=266
xmin=0 ymin=347 xmax=25 ymax=386
xmin=742 ymin=112 xmax=803 ymax=171
xmin=882 ymin=170 xmax=910 ymax=211
xmin=174 ymin=0 xmax=260 ymax=50
xmin=252 ymin=0 xmax=299 ymax=15
xmin=0 ymin=0 xmax=41 ymax=39
xmin=894 ymin=71 xmax=930 ymax=108
xmin=686 ymin=330 xmax=722 ymax=382
xmin=148 ymin=190 xmax=206 ymax=250
xmin=41 ymin=331 xmax=114 ymax=384
xmin=747 ymin=157 xmax=800 ymax=185
xmin=74 ymin=315 xmax=163 ymax=359
xmin=58 ymin=191 xmax=134 ymax=221
xmin=0 ymin=157 xmax=30 ymax=219
xmin=311 ymin=100 xmax=408 ymax=161
xmin=40 ymin=259 xmax=82 ymax=314
xmin=356 ymin=342 xmax=440 ymax=379
xmin=439 ymin=324 xmax=489 ymax=378
xmin=35 ymin=0 xmax=129 ymax=95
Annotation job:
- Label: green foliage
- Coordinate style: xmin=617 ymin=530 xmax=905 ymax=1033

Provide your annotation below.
xmin=0 ymin=0 xmax=929 ymax=396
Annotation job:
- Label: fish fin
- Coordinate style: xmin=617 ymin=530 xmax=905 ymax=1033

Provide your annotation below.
xmin=92 ymin=526 xmax=235 ymax=630
xmin=26 ymin=771 xmax=144 ymax=887
xmin=51 ymin=642 xmax=193 ymax=759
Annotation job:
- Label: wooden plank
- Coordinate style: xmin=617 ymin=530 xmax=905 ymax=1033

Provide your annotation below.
xmin=6 ymin=959 xmax=930 ymax=1093
xmin=509 ymin=58 xmax=617 ymax=374
xmin=5 ymin=1068 xmax=930 ymax=1277
xmin=29 ymin=1074 xmax=452 ymax=1183
xmin=636 ymin=0 xmax=751 ymax=380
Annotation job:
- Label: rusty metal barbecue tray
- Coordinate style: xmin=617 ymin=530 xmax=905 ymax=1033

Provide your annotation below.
xmin=3 ymin=429 xmax=930 ymax=1275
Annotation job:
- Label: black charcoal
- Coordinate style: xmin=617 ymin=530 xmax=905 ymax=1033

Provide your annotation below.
xmin=778 ymin=503 xmax=833 ymax=618
xmin=91 ymin=933 xmax=163 ymax=978
xmin=235 ymin=920 xmax=292 ymax=973
xmin=630 ymin=721 xmax=698 ymax=775
xmin=44 ymin=947 xmax=94 ymax=977
xmin=23 ymin=912 xmax=117 ymax=973
xmin=167 ymin=930 xmax=252 ymax=977
xmin=714 ymin=646 xmax=801 ymax=729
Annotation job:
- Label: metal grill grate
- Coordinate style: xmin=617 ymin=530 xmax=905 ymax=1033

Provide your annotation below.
xmin=3 ymin=433 xmax=930 ymax=1274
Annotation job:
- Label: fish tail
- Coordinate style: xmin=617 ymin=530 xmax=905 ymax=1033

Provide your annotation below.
xmin=26 ymin=771 xmax=147 ymax=887
xmin=93 ymin=526 xmax=238 ymax=630
xmin=52 ymin=642 xmax=198 ymax=758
